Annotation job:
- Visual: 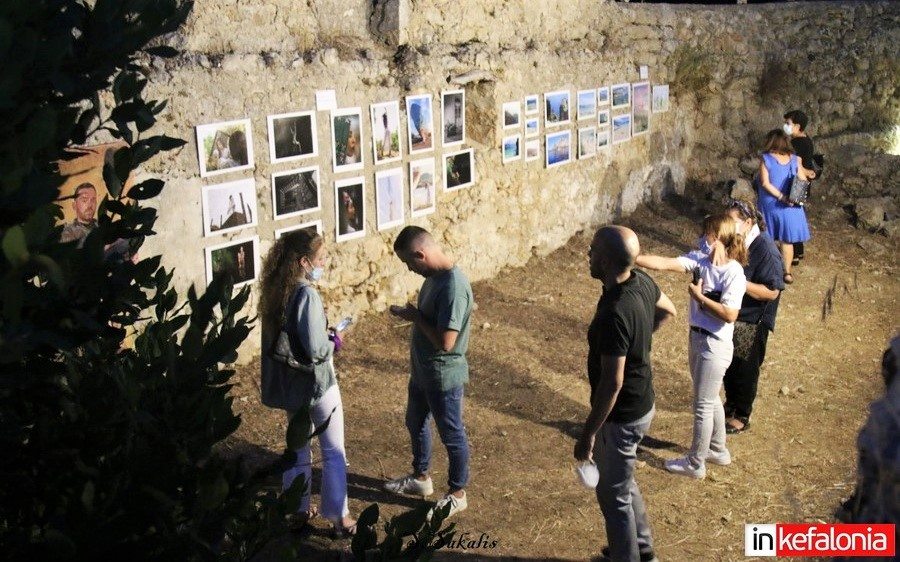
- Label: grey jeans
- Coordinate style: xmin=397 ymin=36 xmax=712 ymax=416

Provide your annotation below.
xmin=594 ymin=406 xmax=655 ymax=562
xmin=688 ymin=330 xmax=733 ymax=467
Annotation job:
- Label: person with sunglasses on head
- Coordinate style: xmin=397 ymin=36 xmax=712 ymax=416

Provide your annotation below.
xmin=721 ymin=198 xmax=785 ymax=434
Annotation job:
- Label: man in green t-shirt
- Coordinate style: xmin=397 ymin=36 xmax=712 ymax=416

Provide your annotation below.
xmin=385 ymin=226 xmax=473 ymax=520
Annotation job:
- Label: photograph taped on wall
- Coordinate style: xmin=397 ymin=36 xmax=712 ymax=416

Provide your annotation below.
xmin=502 ymin=101 xmax=522 ymax=129
xmin=652 ymin=84 xmax=670 ymax=113
xmin=444 ymin=148 xmax=474 ymax=191
xmin=597 ymin=109 xmax=610 ymax=128
xmin=597 ymin=86 xmax=610 ymax=107
xmin=525 ymin=117 xmax=539 ymax=138
xmin=632 ymin=81 xmax=651 ymax=136
xmin=274 ymin=219 xmax=322 ymax=239
xmin=271 ymin=165 xmax=320 ymax=220
xmin=375 ymin=167 xmax=405 ymax=231
xmin=544 ymin=90 xmax=571 ymax=128
xmin=267 ymin=110 xmax=317 ymax=164
xmin=335 ymin=176 xmax=366 ymax=242
xmin=524 ymin=139 xmax=540 ymax=162
xmin=406 ymin=94 xmax=434 ymax=154
xmin=578 ymin=127 xmax=597 ymax=160
xmin=331 ymin=107 xmax=365 ymax=173
xmin=577 ymin=89 xmax=597 ymax=121
xmin=409 ymin=158 xmax=436 ymax=217
xmin=370 ymin=101 xmax=402 ymax=165
xmin=612 ymin=113 xmax=632 ymax=144
xmin=502 ymin=135 xmax=522 ymax=164
xmin=611 ymin=83 xmax=631 ymax=109
xmin=597 ymin=128 xmax=610 ymax=151
xmin=546 ymin=130 xmax=571 ymax=169
xmin=441 ymin=90 xmax=466 ymax=146
xmin=204 ymin=235 xmax=259 ymax=288
xmin=525 ymin=94 xmax=539 ymax=115
xmin=201 ymin=177 xmax=258 ymax=237
xmin=196 ymin=118 xmax=254 ymax=178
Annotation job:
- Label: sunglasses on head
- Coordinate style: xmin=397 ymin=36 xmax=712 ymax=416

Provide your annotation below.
xmin=727 ymin=199 xmax=752 ymax=219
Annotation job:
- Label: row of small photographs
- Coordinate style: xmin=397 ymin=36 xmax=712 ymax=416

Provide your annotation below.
xmin=201 ymin=149 xmax=475 ymax=239
xmin=195 ymin=91 xmax=468 ymax=179
xmin=501 ymin=83 xmax=670 ymax=132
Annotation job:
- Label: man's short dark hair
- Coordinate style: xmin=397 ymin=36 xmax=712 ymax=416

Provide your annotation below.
xmin=73 ymin=182 xmax=96 ymax=197
xmin=393 ymin=225 xmax=429 ymax=253
xmin=783 ymin=110 xmax=809 ymax=131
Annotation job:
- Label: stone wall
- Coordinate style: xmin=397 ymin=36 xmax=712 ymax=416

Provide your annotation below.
xmin=137 ymin=0 xmax=899 ymax=361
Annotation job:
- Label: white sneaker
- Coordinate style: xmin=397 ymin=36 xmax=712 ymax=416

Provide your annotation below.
xmin=383 ymin=474 xmax=433 ymax=497
xmin=427 ymin=491 xmax=467 ymax=521
xmin=706 ymin=448 xmax=732 ymax=466
xmin=665 ymin=456 xmax=706 ymax=479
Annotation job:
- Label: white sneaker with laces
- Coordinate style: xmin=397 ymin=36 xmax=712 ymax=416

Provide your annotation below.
xmin=706 ymin=448 xmax=732 ymax=466
xmin=383 ymin=474 xmax=434 ymax=497
xmin=427 ymin=491 xmax=467 ymax=521
xmin=665 ymin=456 xmax=706 ymax=479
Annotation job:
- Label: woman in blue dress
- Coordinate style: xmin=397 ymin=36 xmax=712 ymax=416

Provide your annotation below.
xmin=757 ymin=129 xmax=810 ymax=284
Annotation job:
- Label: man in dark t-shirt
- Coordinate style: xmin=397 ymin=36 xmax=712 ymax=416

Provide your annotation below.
xmin=784 ymin=109 xmax=816 ymax=262
xmin=574 ymin=226 xmax=676 ymax=562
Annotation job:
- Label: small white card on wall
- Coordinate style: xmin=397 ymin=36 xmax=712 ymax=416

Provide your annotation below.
xmin=316 ymin=89 xmax=337 ymax=112
xmin=639 ymin=65 xmax=649 ymax=80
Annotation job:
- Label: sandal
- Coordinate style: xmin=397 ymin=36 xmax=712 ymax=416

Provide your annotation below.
xmin=286 ymin=505 xmax=318 ymax=532
xmin=332 ymin=516 xmax=358 ymax=539
xmin=726 ymin=418 xmax=751 ymax=434
xmin=783 ymin=273 xmax=794 ymax=284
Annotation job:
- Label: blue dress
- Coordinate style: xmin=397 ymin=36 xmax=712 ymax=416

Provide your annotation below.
xmin=757 ymin=153 xmax=810 ymax=244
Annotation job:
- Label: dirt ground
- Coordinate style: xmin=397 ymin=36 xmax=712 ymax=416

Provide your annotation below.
xmin=227 ymin=185 xmax=899 ymax=561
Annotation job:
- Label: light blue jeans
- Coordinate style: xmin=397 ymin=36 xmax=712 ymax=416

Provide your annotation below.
xmin=687 ymin=330 xmax=733 ymax=467
xmin=594 ymin=406 xmax=655 ymax=562
xmin=406 ymin=379 xmax=469 ymax=491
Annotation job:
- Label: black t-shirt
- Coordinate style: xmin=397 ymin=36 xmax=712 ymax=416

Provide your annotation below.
xmin=587 ymin=269 xmax=660 ymax=423
xmin=738 ymin=233 xmax=784 ymax=332
xmin=791 ymin=136 xmax=815 ymax=172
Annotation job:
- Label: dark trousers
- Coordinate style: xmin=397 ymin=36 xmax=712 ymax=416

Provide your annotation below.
xmin=723 ymin=326 xmax=770 ymax=421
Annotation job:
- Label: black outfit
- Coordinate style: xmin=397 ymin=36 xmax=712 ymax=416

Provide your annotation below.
xmin=587 ymin=269 xmax=661 ymax=423
xmin=723 ymin=233 xmax=784 ymax=422
xmin=790 ymin=135 xmax=815 ymax=259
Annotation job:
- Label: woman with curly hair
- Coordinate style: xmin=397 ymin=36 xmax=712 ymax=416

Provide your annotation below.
xmin=258 ymin=229 xmax=356 ymax=536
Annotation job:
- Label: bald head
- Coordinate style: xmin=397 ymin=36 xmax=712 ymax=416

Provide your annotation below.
xmin=590 ymin=226 xmax=640 ymax=282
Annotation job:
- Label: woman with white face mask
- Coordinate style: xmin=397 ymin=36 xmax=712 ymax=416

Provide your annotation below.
xmin=636 ymin=214 xmax=748 ymax=480
xmin=259 ymin=229 xmax=356 ymax=537
xmin=721 ymin=198 xmax=785 ymax=434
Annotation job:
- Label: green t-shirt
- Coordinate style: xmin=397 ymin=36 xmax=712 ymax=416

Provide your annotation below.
xmin=410 ymin=266 xmax=473 ymax=391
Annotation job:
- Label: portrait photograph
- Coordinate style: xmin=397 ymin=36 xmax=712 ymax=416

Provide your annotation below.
xmin=502 ymin=135 xmax=521 ymax=164
xmin=267 ymin=110 xmax=317 ymax=164
xmin=578 ymin=127 xmax=597 ymax=160
xmin=577 ymin=89 xmax=597 ymax=121
xmin=271 ymin=165 xmax=320 ymax=221
xmin=441 ymin=90 xmax=466 ymax=146
xmin=597 ymin=129 xmax=610 ymax=151
xmin=632 ymin=81 xmax=651 ymax=136
xmin=409 ymin=158 xmax=436 ymax=218
xmin=331 ymin=107 xmax=364 ymax=173
xmin=375 ymin=168 xmax=405 ymax=231
xmin=335 ymin=177 xmax=366 ymax=242
xmin=524 ymin=94 xmax=539 ymax=115
xmin=370 ymin=101 xmax=402 ymax=165
xmin=524 ymin=139 xmax=540 ymax=162
xmin=611 ymin=83 xmax=631 ymax=109
xmin=196 ymin=118 xmax=254 ymax=178
xmin=597 ymin=86 xmax=610 ymax=107
xmin=544 ymin=90 xmax=571 ymax=128
xmin=406 ymin=94 xmax=434 ymax=154
xmin=502 ymin=101 xmax=521 ymax=129
xmin=525 ymin=117 xmax=539 ymax=138
xmin=275 ymin=219 xmax=322 ymax=240
xmin=652 ymin=84 xmax=670 ymax=113
xmin=545 ymin=130 xmax=571 ymax=169
xmin=204 ymin=235 xmax=259 ymax=288
xmin=597 ymin=109 xmax=610 ymax=128
xmin=444 ymin=148 xmax=474 ymax=192
xmin=201 ymin=178 xmax=258 ymax=238
xmin=612 ymin=113 xmax=632 ymax=144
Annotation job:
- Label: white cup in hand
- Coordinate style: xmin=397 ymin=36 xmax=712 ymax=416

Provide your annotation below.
xmin=575 ymin=461 xmax=599 ymax=488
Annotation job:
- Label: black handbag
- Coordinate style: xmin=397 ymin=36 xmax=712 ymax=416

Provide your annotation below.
xmin=788 ymin=174 xmax=809 ymax=204
xmin=268 ymin=327 xmax=314 ymax=373
xmin=732 ymin=321 xmax=758 ymax=362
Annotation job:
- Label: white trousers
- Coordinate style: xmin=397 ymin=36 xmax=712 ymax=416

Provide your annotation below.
xmin=283 ymin=383 xmax=349 ymax=522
